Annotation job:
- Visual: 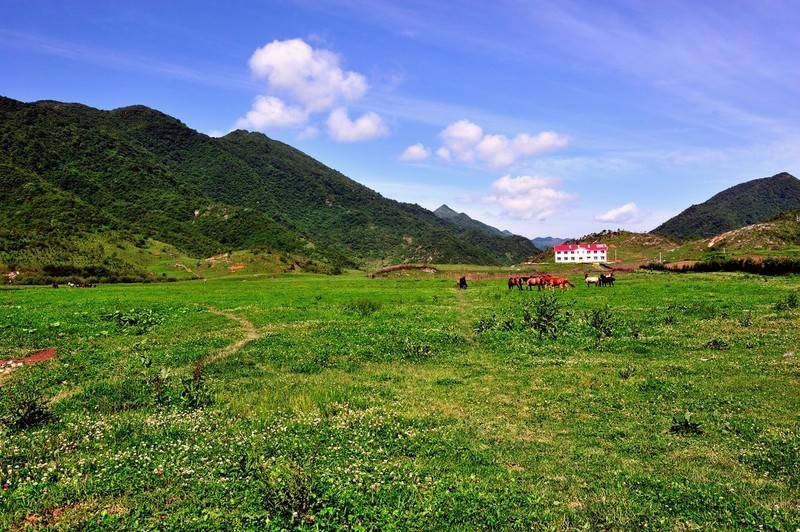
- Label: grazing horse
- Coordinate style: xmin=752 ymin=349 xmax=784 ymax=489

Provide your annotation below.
xmin=584 ymin=273 xmax=599 ymax=287
xmin=598 ymin=273 xmax=615 ymax=287
xmin=507 ymin=276 xmax=529 ymax=291
xmin=456 ymin=276 xmax=468 ymax=289
xmin=526 ymin=276 xmax=545 ymax=291
xmin=549 ymin=276 xmax=575 ymax=290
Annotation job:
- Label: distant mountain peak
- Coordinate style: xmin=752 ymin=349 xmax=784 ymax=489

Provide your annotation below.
xmin=433 ymin=205 xmax=505 ymax=236
xmin=433 ymin=204 xmax=459 ymax=218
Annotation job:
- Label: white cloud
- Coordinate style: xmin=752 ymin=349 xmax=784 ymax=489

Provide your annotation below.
xmin=481 ymin=175 xmax=577 ymax=220
xmin=234 ymin=95 xmax=309 ymax=130
xmin=327 ymin=108 xmax=389 ymax=142
xmin=399 ymin=143 xmax=430 ymax=162
xmin=236 ymin=38 xmax=387 ymax=141
xmin=248 ymin=38 xmax=367 ymax=112
xmin=594 ymin=202 xmax=641 ymax=223
xmin=437 ymin=119 xmax=570 ymax=169
xmin=439 ymin=119 xmax=484 ymax=163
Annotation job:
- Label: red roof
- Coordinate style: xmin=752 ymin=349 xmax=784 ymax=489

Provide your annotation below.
xmin=553 ymin=244 xmax=608 ymax=252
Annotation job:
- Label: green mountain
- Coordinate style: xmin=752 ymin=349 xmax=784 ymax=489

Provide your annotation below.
xmin=432 ymin=205 xmax=540 ymax=261
xmin=531 ymin=237 xmax=567 ymax=251
xmin=433 ymin=204 xmax=506 ymax=236
xmin=652 ymin=172 xmax=800 ymax=240
xmin=0 ymin=96 xmax=537 ymax=281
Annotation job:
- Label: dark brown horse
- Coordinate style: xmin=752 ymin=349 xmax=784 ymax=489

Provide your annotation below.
xmin=508 ymin=276 xmax=530 ymax=291
xmin=456 ymin=276 xmax=468 ymax=289
xmin=598 ymin=273 xmax=615 ymax=287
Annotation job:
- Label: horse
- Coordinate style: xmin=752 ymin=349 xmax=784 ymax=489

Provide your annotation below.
xmin=549 ymin=276 xmax=575 ymax=290
xmin=507 ymin=276 xmax=529 ymax=291
xmin=584 ymin=273 xmax=599 ymax=287
xmin=456 ymin=276 xmax=468 ymax=289
xmin=526 ymin=276 xmax=545 ymax=291
xmin=598 ymin=273 xmax=615 ymax=287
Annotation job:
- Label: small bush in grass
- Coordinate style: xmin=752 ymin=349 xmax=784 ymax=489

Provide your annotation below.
xmin=179 ymin=360 xmax=213 ymax=409
xmin=259 ymin=457 xmax=316 ymax=522
xmin=704 ymin=338 xmax=729 ymax=350
xmin=103 ymin=308 xmax=164 ymax=334
xmin=739 ymin=310 xmax=753 ymax=327
xmin=523 ymin=293 xmax=566 ymax=339
xmin=344 ymin=299 xmax=381 ymax=317
xmin=0 ymin=367 xmax=51 ymax=432
xmin=670 ymin=412 xmax=704 ymax=436
xmin=587 ymin=305 xmax=614 ymax=339
xmin=774 ymin=292 xmax=799 ymax=311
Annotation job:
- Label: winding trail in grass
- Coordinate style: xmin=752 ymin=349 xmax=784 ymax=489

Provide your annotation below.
xmin=202 ymin=306 xmax=259 ymax=365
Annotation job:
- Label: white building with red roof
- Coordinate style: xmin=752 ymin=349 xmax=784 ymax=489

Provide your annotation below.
xmin=553 ymin=244 xmax=608 ymax=263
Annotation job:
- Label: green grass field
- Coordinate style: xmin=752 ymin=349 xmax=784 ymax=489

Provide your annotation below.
xmin=1 ymin=270 xmax=798 ymax=529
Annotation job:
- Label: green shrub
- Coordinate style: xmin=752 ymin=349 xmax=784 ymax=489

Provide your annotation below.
xmin=523 ymin=293 xmax=566 ymax=339
xmin=587 ymin=305 xmax=614 ymax=339
xmin=343 ymin=299 xmax=382 ymax=317
xmin=0 ymin=368 xmax=51 ymax=432
xmin=670 ymin=412 xmax=704 ymax=436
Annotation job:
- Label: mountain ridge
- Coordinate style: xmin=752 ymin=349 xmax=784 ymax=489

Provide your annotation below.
xmin=652 ymin=172 xmax=800 ymax=240
xmin=0 ymin=96 xmax=538 ymax=280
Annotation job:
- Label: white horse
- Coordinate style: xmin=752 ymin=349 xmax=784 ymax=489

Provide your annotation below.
xmin=584 ymin=273 xmax=599 ymax=287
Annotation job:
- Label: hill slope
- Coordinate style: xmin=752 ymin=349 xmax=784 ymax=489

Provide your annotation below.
xmin=433 ymin=205 xmax=505 ymax=237
xmin=704 ymin=210 xmax=800 ymax=256
xmin=0 ymin=96 xmax=538 ymax=279
xmin=652 ymin=172 xmax=800 ymax=240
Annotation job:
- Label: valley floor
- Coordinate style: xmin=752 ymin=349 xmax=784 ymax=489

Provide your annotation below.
xmin=1 ymin=270 xmax=798 ymax=529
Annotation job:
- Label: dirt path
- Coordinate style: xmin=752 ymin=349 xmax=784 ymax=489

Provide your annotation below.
xmin=1 ymin=348 xmax=58 ymax=379
xmin=201 ymin=306 xmax=259 ymax=365
xmin=173 ymin=263 xmax=204 ymax=280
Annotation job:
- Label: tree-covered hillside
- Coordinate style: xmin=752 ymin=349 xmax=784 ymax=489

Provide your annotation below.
xmin=0 ymin=97 xmax=538 ymax=280
xmin=652 ymin=172 xmax=800 ymax=240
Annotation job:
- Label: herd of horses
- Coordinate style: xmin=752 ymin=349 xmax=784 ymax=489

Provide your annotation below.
xmin=507 ymin=272 xmax=615 ymax=291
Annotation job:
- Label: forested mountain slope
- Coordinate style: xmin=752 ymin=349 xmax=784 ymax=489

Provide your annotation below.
xmin=0 ymin=96 xmax=538 ymax=279
xmin=652 ymin=172 xmax=800 ymax=240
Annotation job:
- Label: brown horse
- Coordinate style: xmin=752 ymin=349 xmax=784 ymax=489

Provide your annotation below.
xmin=548 ymin=276 xmax=575 ymax=290
xmin=526 ymin=275 xmax=549 ymax=291
xmin=507 ymin=276 xmax=530 ymax=291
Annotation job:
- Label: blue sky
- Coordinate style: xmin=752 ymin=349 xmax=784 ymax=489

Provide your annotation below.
xmin=2 ymin=0 xmax=799 ymax=238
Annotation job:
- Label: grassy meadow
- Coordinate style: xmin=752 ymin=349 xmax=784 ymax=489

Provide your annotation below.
xmin=1 ymin=269 xmax=799 ymax=529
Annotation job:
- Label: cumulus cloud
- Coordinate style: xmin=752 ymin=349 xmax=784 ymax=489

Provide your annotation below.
xmin=439 ymin=119 xmax=484 ymax=163
xmin=482 ymin=175 xmax=577 ymax=220
xmin=234 ymin=95 xmax=308 ymax=130
xmin=327 ymin=108 xmax=389 ymax=142
xmin=236 ymin=38 xmax=386 ymax=141
xmin=435 ymin=119 xmax=570 ymax=169
xmin=436 ymin=147 xmax=452 ymax=162
xmin=399 ymin=143 xmax=431 ymax=162
xmin=594 ymin=202 xmax=641 ymax=223
xmin=248 ymin=38 xmax=367 ymax=112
